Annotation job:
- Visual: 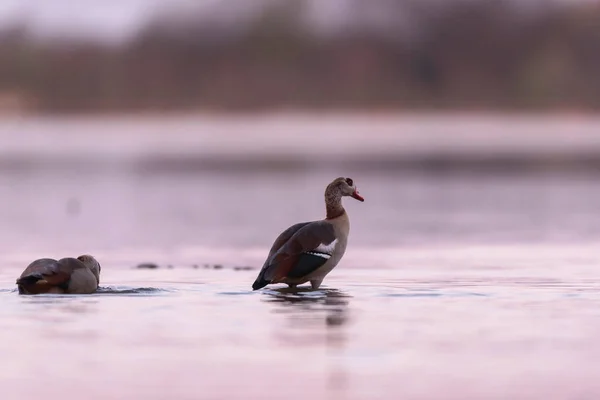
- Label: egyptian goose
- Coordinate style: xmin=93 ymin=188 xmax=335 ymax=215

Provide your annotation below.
xmin=252 ymin=177 xmax=364 ymax=290
xmin=16 ymin=255 xmax=101 ymax=294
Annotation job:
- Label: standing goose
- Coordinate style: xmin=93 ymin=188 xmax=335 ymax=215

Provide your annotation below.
xmin=252 ymin=177 xmax=364 ymax=290
xmin=16 ymin=255 xmax=101 ymax=295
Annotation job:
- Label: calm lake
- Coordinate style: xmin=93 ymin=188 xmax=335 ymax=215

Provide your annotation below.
xmin=1 ymin=114 xmax=600 ymax=400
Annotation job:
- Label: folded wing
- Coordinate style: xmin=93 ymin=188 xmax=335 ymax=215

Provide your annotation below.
xmin=253 ymin=221 xmax=336 ymax=289
xmin=16 ymin=257 xmax=84 ymax=294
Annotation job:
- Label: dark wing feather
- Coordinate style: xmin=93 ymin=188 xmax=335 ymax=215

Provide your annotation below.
xmin=286 ymin=252 xmax=331 ymax=278
xmin=252 ymin=222 xmax=311 ymax=290
xmin=264 ymin=222 xmax=311 ymax=263
xmin=253 ymin=221 xmax=336 ymax=289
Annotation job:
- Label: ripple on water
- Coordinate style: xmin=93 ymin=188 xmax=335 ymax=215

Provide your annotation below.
xmin=261 ymin=287 xmax=352 ymax=308
xmin=95 ymin=286 xmax=172 ymax=296
xmin=380 ymin=289 xmax=488 ymax=298
xmin=0 ymin=286 xmax=171 ymax=296
xmin=259 ymin=287 xmax=352 ymax=329
xmin=217 ymin=291 xmax=256 ymax=296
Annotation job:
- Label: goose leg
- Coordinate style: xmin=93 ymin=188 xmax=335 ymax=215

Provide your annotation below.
xmin=310 ymin=279 xmax=323 ymax=290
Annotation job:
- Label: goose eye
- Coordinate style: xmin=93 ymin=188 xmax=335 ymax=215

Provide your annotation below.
xmin=345 ymin=178 xmax=353 ymax=186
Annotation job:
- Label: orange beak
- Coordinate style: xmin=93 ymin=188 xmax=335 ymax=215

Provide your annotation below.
xmin=351 ymin=188 xmax=364 ymax=202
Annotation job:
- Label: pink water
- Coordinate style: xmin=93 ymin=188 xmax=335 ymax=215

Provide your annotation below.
xmin=2 ymin=252 xmax=600 ymax=400
xmin=1 ymin=115 xmax=600 ymax=399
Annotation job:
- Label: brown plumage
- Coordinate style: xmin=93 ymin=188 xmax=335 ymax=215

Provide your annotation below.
xmin=16 ymin=255 xmax=101 ymax=295
xmin=267 ymin=220 xmax=337 ymax=282
xmin=252 ymin=177 xmax=364 ymax=290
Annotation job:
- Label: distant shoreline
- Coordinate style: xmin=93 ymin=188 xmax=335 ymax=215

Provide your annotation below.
xmin=1 ymin=108 xmax=599 ymax=119
xmin=0 ymin=112 xmax=598 ymax=174
xmin=2 ymin=154 xmax=600 ymax=175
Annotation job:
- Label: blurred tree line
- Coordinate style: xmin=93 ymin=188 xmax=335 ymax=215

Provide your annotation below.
xmin=0 ymin=0 xmax=599 ymax=113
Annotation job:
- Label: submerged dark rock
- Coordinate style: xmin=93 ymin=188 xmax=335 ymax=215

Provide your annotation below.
xmin=135 ymin=262 xmax=250 ymax=270
xmin=233 ymin=266 xmax=254 ymax=271
xmin=136 ymin=263 xmax=159 ymax=269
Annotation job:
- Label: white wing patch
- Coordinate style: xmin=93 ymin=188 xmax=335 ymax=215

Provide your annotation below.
xmin=305 ymin=251 xmax=331 ymax=260
xmin=314 ymin=238 xmax=338 ymax=256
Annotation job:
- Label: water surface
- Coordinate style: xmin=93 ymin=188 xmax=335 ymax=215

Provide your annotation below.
xmin=3 ymin=260 xmax=600 ymax=400
xmin=1 ymin=115 xmax=600 ymax=399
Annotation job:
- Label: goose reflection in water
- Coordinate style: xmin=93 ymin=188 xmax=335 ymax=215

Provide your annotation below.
xmin=261 ymin=287 xmax=351 ymax=328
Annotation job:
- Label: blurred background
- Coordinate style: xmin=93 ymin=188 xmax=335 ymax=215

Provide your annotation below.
xmin=0 ymin=0 xmax=600 ymax=257
xmin=4 ymin=3 xmax=600 ymax=400
xmin=1 ymin=0 xmax=600 ymax=112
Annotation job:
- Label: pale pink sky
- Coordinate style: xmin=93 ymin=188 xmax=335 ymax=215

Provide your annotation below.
xmin=0 ymin=0 xmax=594 ymax=43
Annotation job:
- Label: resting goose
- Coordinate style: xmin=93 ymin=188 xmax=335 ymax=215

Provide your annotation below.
xmin=252 ymin=177 xmax=364 ymax=290
xmin=16 ymin=255 xmax=101 ymax=294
